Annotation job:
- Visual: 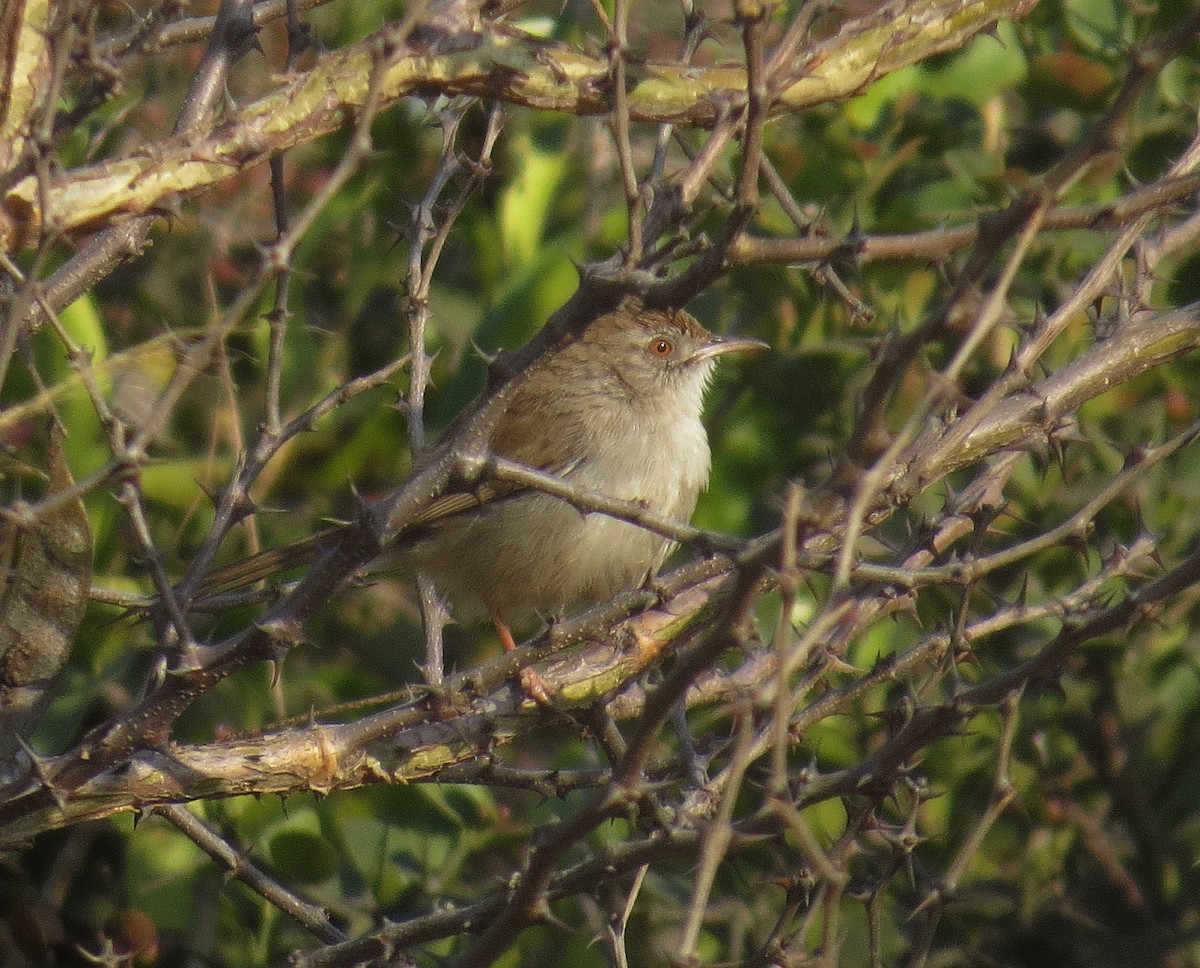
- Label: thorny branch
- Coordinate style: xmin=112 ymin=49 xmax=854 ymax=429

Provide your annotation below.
xmin=4 ymin=0 xmax=1200 ymax=967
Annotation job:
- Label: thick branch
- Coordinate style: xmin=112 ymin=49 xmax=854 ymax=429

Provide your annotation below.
xmin=0 ymin=0 xmax=1034 ymax=251
xmin=0 ymin=569 xmax=732 ymax=844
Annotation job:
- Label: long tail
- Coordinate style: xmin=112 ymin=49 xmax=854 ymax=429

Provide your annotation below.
xmin=191 ymin=527 xmax=340 ymax=598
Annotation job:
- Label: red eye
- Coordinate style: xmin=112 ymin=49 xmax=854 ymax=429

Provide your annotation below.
xmin=649 ymin=338 xmax=674 ymax=357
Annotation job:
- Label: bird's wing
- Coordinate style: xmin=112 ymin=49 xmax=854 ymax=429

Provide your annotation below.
xmin=188 ymin=367 xmax=585 ymax=601
xmin=403 ymin=374 xmax=585 ymax=531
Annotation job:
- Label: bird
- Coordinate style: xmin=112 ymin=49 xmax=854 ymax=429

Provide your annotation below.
xmin=189 ymin=302 xmax=766 ymax=664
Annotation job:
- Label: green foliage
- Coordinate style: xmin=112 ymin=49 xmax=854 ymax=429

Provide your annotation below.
xmin=4 ymin=0 xmax=1200 ymax=965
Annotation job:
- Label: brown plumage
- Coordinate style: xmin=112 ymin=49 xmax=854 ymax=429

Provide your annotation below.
xmin=191 ymin=305 xmax=765 ymax=641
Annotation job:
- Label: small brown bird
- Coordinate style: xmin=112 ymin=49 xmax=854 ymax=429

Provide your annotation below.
xmin=195 ymin=303 xmax=766 ymax=656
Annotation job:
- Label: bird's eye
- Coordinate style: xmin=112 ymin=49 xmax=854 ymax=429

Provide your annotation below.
xmin=648 ymin=337 xmax=674 ymax=358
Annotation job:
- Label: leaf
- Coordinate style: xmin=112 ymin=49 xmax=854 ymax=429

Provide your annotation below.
xmin=497 ymin=131 xmax=568 ymax=268
xmin=0 ymin=425 xmax=93 ymax=759
xmin=269 ymin=829 xmax=339 ymax=885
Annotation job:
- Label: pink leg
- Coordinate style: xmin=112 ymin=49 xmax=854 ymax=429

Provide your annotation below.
xmin=491 ymin=613 xmax=552 ymax=706
xmin=493 ymin=616 xmax=518 ymax=653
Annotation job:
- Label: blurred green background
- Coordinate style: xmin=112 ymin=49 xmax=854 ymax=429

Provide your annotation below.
xmin=5 ymin=0 xmax=1200 ymax=964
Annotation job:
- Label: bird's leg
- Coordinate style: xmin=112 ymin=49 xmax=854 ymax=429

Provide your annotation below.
xmin=493 ymin=615 xmax=517 ymax=653
xmin=491 ymin=613 xmax=553 ymax=707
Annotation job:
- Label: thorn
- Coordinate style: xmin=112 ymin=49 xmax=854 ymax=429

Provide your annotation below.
xmin=14 ymin=735 xmax=68 ymax=810
xmin=981 ymin=22 xmax=1006 ymax=47
xmin=847 ymin=204 xmax=865 ymax=253
xmin=254 ymin=616 xmax=305 ymax=655
xmin=821 ymin=647 xmax=861 ymax=675
xmin=227 ymin=491 xmax=260 ymax=526
xmin=888 ymin=592 xmax=921 ymax=627
xmin=941 ymin=482 xmax=960 ymax=515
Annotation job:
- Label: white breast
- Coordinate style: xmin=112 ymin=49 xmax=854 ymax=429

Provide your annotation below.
xmin=412 ymin=371 xmax=714 ymax=627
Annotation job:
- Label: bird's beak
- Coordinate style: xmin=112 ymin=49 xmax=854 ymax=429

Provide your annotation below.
xmin=689 ymin=333 xmax=770 ymax=364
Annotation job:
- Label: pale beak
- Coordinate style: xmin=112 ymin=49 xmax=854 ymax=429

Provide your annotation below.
xmin=689 ymin=333 xmax=770 ymax=364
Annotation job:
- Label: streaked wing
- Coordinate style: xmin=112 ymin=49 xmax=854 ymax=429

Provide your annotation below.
xmin=192 ymin=530 xmax=332 ymax=598
xmin=406 ymin=378 xmax=584 ymax=531
xmin=192 ymin=371 xmax=583 ymax=599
